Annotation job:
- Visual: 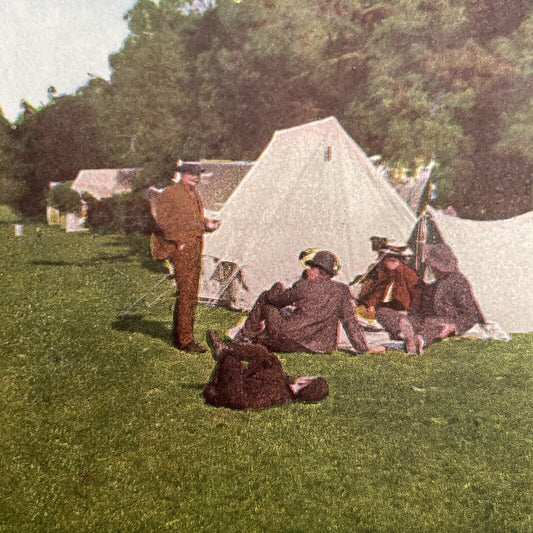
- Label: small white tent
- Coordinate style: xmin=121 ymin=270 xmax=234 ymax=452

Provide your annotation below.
xmin=71 ymin=168 xmax=139 ymax=200
xmin=201 ymin=116 xmax=416 ymax=309
xmin=66 ymin=168 xmax=140 ymax=232
xmin=410 ymin=206 xmax=533 ymax=334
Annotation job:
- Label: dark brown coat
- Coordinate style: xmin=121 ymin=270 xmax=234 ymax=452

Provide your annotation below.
xmin=203 ymin=343 xmax=293 ymax=409
xmin=243 ymin=279 xmax=368 ymax=353
xmin=156 ymin=181 xmax=210 ymax=247
xmin=359 ymin=261 xmax=421 ymax=312
xmin=410 ymin=272 xmax=484 ymax=345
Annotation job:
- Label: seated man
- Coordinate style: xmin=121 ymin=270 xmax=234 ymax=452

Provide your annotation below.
xmin=399 ymin=244 xmax=484 ymax=354
xmin=357 ymin=246 xmax=422 ymax=350
xmin=237 ymin=251 xmax=369 ymax=354
xmin=203 ymin=330 xmax=329 ymax=409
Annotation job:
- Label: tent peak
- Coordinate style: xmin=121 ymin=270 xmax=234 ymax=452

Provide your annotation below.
xmin=273 ymin=116 xmax=340 ymax=137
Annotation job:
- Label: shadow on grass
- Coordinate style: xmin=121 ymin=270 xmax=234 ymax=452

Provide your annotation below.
xmin=101 ymin=233 xmax=165 ymax=274
xmin=30 ymin=254 xmax=138 ymax=267
xmin=111 ymin=315 xmax=170 ymax=343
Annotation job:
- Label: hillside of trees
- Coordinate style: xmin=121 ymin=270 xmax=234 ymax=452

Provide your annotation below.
xmin=1 ymin=0 xmax=532 ymax=220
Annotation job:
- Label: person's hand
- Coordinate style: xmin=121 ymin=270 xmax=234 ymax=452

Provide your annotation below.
xmin=438 ymin=323 xmax=456 ymax=338
xmin=205 ymin=219 xmax=221 ymax=231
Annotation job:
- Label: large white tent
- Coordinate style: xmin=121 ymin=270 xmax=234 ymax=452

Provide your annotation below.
xmin=410 ymin=207 xmax=533 ymax=334
xmin=201 ymin=116 xmax=416 ymax=309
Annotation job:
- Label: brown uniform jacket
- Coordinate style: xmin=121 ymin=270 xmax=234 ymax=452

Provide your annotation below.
xmin=155 ymin=181 xmax=210 ymax=245
xmin=266 ymin=278 xmax=368 ymax=353
xmin=359 ymin=261 xmax=421 ymax=311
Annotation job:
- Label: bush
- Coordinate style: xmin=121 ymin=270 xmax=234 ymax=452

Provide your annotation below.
xmin=115 ymin=192 xmax=158 ymax=235
xmin=47 ymin=182 xmax=82 ymax=215
xmin=0 ymin=176 xmax=26 ymax=211
xmin=84 ymin=191 xmax=157 ymax=235
xmin=84 ymin=194 xmax=118 ymax=231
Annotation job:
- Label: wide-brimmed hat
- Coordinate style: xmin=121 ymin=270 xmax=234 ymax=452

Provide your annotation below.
xmin=306 ymin=250 xmax=341 ymax=277
xmin=382 ymin=246 xmax=414 ymax=259
xmin=176 ymin=161 xmax=205 ymax=175
xmin=299 ymin=247 xmax=322 ymax=269
xmin=424 ymin=244 xmax=458 ymax=273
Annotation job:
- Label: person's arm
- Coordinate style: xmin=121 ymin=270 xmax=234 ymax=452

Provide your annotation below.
xmin=204 ymin=218 xmax=221 ymax=232
xmin=265 ymin=281 xmax=299 ymax=308
xmin=357 ymin=277 xmax=380 ymax=308
xmin=405 ymin=266 xmax=422 ymax=312
xmin=340 ymin=287 xmax=369 ymax=353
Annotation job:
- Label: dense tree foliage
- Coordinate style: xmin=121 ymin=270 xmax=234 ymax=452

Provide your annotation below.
xmin=2 ymin=0 xmax=532 ymax=219
xmin=84 ymin=192 xmax=157 ymax=234
xmin=0 ymin=112 xmax=26 ymax=210
xmin=15 ymin=83 xmax=118 ymax=216
xmin=47 ymin=182 xmax=82 ymax=216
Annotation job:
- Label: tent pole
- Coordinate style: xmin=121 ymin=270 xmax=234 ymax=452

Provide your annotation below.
xmin=146 ymin=286 xmax=175 ymax=307
xmin=200 ymin=263 xmax=242 ymax=306
xmin=349 ymin=251 xmax=386 ymax=286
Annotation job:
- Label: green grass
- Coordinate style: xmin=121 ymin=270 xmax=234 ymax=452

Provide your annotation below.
xmin=1 ymin=206 xmax=532 ymax=532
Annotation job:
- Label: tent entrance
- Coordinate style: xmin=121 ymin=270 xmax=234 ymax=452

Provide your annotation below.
xmin=199 ymin=256 xmax=250 ymax=310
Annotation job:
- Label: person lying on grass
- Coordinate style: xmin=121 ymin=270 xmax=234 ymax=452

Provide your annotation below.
xmin=203 ymin=330 xmax=329 ymax=409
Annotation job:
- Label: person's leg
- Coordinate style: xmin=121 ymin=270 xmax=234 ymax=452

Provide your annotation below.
xmin=238 ymin=290 xmax=272 ymax=340
xmin=171 ymin=239 xmax=203 ymax=349
xmin=399 ymin=316 xmax=424 ymax=354
xmin=254 ymin=305 xmax=303 ymax=352
xmin=411 ymin=316 xmax=444 ymax=348
xmin=207 ymin=330 xmax=229 ymax=359
xmin=375 ymin=307 xmax=405 ymax=338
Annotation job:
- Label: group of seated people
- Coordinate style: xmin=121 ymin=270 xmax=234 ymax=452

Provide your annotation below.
xmin=203 ymin=242 xmax=483 ymax=410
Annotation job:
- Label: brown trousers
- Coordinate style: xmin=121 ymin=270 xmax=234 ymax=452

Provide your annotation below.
xmin=169 ymin=237 xmax=203 ymax=348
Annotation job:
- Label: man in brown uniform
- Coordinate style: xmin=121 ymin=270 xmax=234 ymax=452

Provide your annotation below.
xmin=238 ymin=251 xmax=369 ymax=354
xmin=155 ymin=161 xmax=221 ymax=352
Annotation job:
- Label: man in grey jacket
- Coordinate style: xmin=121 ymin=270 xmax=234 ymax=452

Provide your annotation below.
xmin=238 ymin=251 xmax=369 ymax=354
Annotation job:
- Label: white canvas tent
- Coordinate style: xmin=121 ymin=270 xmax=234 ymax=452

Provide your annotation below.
xmin=201 ymin=116 xmax=416 ymax=310
xmin=65 ymin=168 xmax=140 ymax=232
xmin=410 ymin=206 xmax=533 ymax=334
xmin=71 ymin=168 xmax=139 ymax=200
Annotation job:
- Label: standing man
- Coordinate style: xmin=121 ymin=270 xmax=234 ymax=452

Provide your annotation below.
xmin=155 ymin=161 xmax=221 ymax=352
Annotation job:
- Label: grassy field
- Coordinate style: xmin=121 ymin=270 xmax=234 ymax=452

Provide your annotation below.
xmin=0 ymin=206 xmax=532 ymax=533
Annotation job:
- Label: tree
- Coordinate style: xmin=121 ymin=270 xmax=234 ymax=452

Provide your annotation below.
xmin=344 ymin=0 xmax=532 ymax=217
xmin=6 ymin=0 xmax=533 ymax=220
xmin=47 ymin=182 xmax=82 ymax=216
xmin=0 ymin=112 xmax=26 ymax=210
xmin=17 ymin=92 xmax=114 ymax=216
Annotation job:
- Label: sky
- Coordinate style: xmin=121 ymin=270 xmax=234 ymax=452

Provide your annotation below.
xmin=0 ymin=0 xmax=137 ymax=123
